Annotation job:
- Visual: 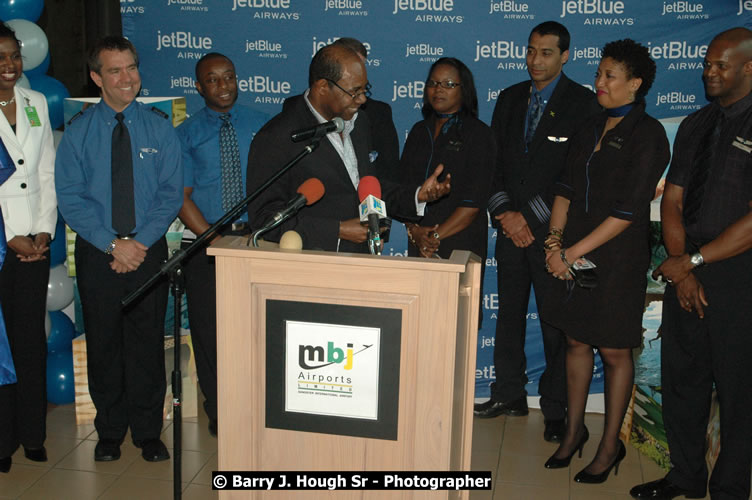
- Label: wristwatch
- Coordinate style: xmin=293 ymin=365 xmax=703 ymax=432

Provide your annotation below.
xmin=105 ymin=239 xmax=117 ymax=255
xmin=689 ymin=251 xmax=704 ymax=268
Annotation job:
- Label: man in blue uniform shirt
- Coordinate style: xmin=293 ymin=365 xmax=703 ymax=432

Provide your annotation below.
xmin=55 ymin=36 xmax=183 ymax=463
xmin=177 ymin=53 xmax=267 ymax=436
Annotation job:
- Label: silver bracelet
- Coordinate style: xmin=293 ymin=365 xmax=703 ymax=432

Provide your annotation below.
xmin=560 ymin=249 xmax=573 ymax=269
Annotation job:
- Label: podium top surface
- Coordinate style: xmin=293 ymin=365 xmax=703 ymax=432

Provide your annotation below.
xmin=207 ymin=236 xmax=476 ymax=273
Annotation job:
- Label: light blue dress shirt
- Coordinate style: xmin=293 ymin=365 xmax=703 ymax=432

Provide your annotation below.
xmin=55 ymin=99 xmax=184 ymax=252
xmin=177 ymin=104 xmax=268 ymax=224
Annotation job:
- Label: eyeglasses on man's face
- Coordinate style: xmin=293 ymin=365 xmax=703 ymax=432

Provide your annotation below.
xmin=326 ymin=78 xmax=372 ymax=100
xmin=426 ymin=80 xmax=462 ymax=89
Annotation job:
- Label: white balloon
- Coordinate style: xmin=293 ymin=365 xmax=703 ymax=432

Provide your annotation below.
xmin=16 ymin=73 xmax=30 ymax=89
xmin=6 ymin=19 xmax=49 ymax=71
xmin=46 ymin=264 xmax=74 ymax=311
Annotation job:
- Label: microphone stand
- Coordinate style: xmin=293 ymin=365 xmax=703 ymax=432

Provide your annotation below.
xmin=120 ymin=137 xmax=321 ymax=500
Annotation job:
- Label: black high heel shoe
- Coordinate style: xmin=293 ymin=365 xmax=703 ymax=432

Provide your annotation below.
xmin=544 ymin=426 xmax=589 ymax=469
xmin=0 ymin=456 xmax=10 ymax=473
xmin=574 ymin=439 xmax=626 ymax=483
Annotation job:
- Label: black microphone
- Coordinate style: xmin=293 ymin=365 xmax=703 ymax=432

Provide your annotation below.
xmin=290 ymin=117 xmax=345 ymax=142
xmin=250 ymin=178 xmax=325 ymax=247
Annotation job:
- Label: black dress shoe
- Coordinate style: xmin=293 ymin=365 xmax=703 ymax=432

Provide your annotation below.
xmin=574 ymin=440 xmax=626 ymax=483
xmin=629 ymin=477 xmax=705 ymax=499
xmin=474 ymin=397 xmax=528 ymax=418
xmin=94 ymin=440 xmax=121 ymax=462
xmin=0 ymin=456 xmax=10 ymax=473
xmin=544 ymin=426 xmax=589 ymax=469
xmin=23 ymin=446 xmax=48 ymax=462
xmin=543 ymin=419 xmax=566 ymax=443
xmin=139 ymin=439 xmax=170 ymax=462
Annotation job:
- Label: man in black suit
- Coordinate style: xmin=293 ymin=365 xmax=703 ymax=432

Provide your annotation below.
xmin=475 ymin=21 xmax=600 ymax=443
xmin=247 ymin=44 xmax=448 ymax=252
xmin=332 ymin=38 xmax=400 ymax=182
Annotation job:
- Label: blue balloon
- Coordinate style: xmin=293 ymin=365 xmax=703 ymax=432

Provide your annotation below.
xmin=27 ymin=74 xmax=69 ymax=130
xmin=47 ymin=311 xmax=75 ymax=353
xmin=49 ymin=214 xmax=66 ymax=266
xmin=46 ymin=349 xmax=74 ymax=404
xmin=0 ymin=0 xmax=45 ymax=23
xmin=25 ymin=51 xmax=49 ymax=77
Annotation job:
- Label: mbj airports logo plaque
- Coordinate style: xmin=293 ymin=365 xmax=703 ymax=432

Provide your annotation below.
xmin=265 ymin=300 xmax=401 ymax=440
xmin=286 ymin=321 xmax=380 ymax=420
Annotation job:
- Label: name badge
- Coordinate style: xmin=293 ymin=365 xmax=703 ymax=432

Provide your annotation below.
xmin=24 ymin=106 xmax=41 ymax=127
xmin=732 ymin=136 xmax=752 ymax=154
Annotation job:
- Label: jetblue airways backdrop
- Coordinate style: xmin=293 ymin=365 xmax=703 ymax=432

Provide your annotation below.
xmin=121 ymin=0 xmax=749 ymax=400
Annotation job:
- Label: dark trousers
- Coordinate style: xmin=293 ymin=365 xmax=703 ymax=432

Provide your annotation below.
xmin=75 ymin=236 xmax=168 ymax=444
xmin=662 ymin=284 xmax=752 ymax=500
xmin=181 ymin=241 xmax=217 ymax=423
xmin=492 ymin=228 xmax=567 ymax=420
xmin=0 ymin=248 xmax=49 ymax=457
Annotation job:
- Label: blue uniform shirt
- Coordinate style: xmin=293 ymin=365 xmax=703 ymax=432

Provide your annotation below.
xmin=55 ymin=99 xmax=184 ymax=252
xmin=177 ymin=104 xmax=268 ymax=224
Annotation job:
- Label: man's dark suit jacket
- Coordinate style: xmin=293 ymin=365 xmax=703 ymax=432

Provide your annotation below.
xmin=247 ymin=94 xmax=416 ymax=253
xmin=488 ymin=73 xmax=601 ymax=230
xmin=359 ymin=98 xmax=400 ymax=182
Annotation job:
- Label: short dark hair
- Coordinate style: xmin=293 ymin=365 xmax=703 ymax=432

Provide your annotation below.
xmin=332 ymin=37 xmax=367 ymax=58
xmin=421 ymin=57 xmax=478 ymax=119
xmin=601 ymin=39 xmax=657 ymax=99
xmin=0 ymin=21 xmax=20 ymax=49
xmin=309 ymin=44 xmax=352 ymax=88
xmin=88 ymin=36 xmax=139 ymax=74
xmin=195 ymin=52 xmax=233 ymax=80
xmin=530 ymin=21 xmax=570 ymax=52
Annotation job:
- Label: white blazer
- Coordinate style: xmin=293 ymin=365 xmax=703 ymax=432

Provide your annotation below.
xmin=0 ymin=85 xmax=57 ymax=240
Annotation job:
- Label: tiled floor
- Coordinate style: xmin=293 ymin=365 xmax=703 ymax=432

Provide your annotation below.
xmin=0 ymin=403 xmax=714 ymax=499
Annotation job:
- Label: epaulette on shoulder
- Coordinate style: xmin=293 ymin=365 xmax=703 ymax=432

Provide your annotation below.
xmin=66 ymin=110 xmax=85 ymax=126
xmin=150 ymin=106 xmax=169 ymax=119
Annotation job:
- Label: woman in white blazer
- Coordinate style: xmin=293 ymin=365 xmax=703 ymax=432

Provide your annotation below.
xmin=0 ymin=22 xmax=57 ymax=474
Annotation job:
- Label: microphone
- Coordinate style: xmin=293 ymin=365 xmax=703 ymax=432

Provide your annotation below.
xmin=290 ymin=117 xmax=345 ymax=143
xmin=250 ymin=178 xmax=325 ymax=247
xmin=357 ymin=176 xmax=387 ymax=256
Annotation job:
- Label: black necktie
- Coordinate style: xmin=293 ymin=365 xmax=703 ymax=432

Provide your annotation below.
xmin=683 ymin=114 xmax=724 ymax=226
xmin=111 ymin=112 xmax=135 ymax=236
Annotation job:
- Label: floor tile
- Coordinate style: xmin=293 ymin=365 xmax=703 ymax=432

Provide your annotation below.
xmin=0 ymin=463 xmax=49 ymax=499
xmin=54 ymin=439 xmax=141 ymax=475
xmin=17 ymin=468 xmax=117 ymax=500
xmin=11 ymin=436 xmax=82 ymax=468
xmin=98 ymin=476 xmax=187 ymax=500
xmin=191 ymin=453 xmax=217 ymax=486
xmin=121 ymin=448 xmax=212 ymax=483
xmin=183 ymin=482 xmax=218 ymax=500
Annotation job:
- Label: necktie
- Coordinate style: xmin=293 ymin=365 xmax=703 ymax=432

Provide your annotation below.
xmin=111 ymin=112 xmax=135 ymax=236
xmin=525 ymin=93 xmax=543 ymax=145
xmin=219 ymin=114 xmax=243 ymax=211
xmin=683 ymin=114 xmax=724 ymax=226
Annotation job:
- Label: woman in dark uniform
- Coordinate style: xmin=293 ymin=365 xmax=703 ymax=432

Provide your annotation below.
xmin=542 ymin=40 xmax=669 ymax=484
xmin=399 ymin=57 xmax=495 ymax=265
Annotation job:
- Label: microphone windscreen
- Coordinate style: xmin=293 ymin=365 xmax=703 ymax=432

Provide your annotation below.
xmin=357 ymin=175 xmax=382 ymax=202
xmin=332 ymin=116 xmax=345 ymax=133
xmin=279 ymin=230 xmax=303 ymax=250
xmin=297 ymin=178 xmax=325 ymax=205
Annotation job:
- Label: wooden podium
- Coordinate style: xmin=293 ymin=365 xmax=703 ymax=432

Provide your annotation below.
xmin=208 ymin=237 xmax=482 ymax=499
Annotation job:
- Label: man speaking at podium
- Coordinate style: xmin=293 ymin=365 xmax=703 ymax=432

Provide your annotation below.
xmin=247 ymin=43 xmax=450 ymax=253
